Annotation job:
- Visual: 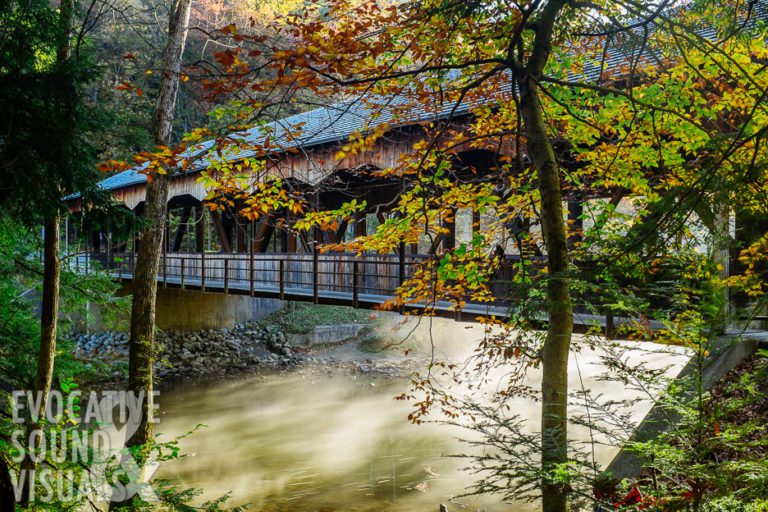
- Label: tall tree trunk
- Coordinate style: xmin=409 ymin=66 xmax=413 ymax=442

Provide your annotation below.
xmin=126 ymin=0 xmax=192 ymax=449
xmin=18 ymin=0 xmax=74 ymax=500
xmin=19 ymin=214 xmax=61 ymax=504
xmin=520 ymin=81 xmax=573 ymax=512
xmin=33 ymin=215 xmax=62 ymax=419
xmin=515 ymin=2 xmax=572 ymax=511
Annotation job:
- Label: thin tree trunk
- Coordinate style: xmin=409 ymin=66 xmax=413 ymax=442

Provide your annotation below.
xmin=34 ymin=215 xmax=61 ymax=417
xmin=20 ymin=213 xmax=61 ymax=504
xmin=515 ymin=2 xmax=572 ymax=511
xmin=520 ymin=81 xmax=573 ymax=512
xmin=126 ymin=0 xmax=192 ymax=449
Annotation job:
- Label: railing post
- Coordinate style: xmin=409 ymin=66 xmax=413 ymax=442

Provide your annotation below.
xmin=200 ymin=247 xmax=206 ymax=293
xmin=162 ymin=241 xmax=167 ymax=288
xmin=105 ymin=232 xmax=111 ymax=272
xmin=224 ymin=258 xmax=229 ymax=294
xmin=279 ymin=259 xmax=285 ymax=300
xmin=398 ymin=242 xmax=406 ymax=287
xmin=250 ymin=241 xmax=255 ymax=297
xmin=353 ymin=260 xmax=359 ymax=308
xmin=180 ymin=257 xmax=185 ymax=290
xmin=312 ymin=236 xmax=319 ymax=304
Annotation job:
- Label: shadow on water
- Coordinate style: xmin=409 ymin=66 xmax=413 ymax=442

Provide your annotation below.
xmin=155 ymin=372 xmax=512 ymax=511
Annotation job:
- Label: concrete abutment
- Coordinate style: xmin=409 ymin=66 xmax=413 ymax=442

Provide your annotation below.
xmin=86 ymin=285 xmax=284 ymax=332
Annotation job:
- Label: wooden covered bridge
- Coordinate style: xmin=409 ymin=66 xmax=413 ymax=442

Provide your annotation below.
xmin=64 ymin=47 xmax=739 ymax=329
xmin=63 ymin=90 xmax=606 ymax=323
xmin=59 ymin=5 xmax=768 ymax=330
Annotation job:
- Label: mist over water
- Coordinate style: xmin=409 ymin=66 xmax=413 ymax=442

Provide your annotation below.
xmin=153 ymin=317 xmax=690 ymax=511
xmin=155 ymin=372 xmax=512 ymax=511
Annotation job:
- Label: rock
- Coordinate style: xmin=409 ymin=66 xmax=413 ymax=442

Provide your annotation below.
xmin=72 ymin=322 xmax=306 ymax=378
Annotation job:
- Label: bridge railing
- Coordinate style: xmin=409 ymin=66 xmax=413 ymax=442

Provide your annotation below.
xmin=68 ymin=249 xmax=665 ymax=331
xmin=72 ymin=250 xmax=518 ymax=306
xmin=78 ymin=251 xmax=429 ymax=301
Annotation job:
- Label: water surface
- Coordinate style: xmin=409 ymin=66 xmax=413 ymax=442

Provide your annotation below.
xmin=156 ymin=372 xmax=510 ymax=511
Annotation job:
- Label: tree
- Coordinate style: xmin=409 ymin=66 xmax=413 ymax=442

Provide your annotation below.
xmin=126 ymin=0 xmax=193 ymax=451
xmin=0 ymin=0 xmax=112 ymax=501
xmin=21 ymin=0 xmax=77 ymax=485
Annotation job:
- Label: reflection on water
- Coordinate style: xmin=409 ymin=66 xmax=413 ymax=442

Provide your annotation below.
xmin=155 ymin=373 xmax=510 ymax=511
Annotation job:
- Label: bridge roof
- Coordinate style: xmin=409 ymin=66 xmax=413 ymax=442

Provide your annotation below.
xmin=94 ymin=90 xmax=477 ymax=194
xmin=92 ymin=2 xmax=767 ymax=196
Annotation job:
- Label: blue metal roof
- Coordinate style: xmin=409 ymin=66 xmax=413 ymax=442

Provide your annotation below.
xmin=93 ymin=87 xmax=476 ymax=192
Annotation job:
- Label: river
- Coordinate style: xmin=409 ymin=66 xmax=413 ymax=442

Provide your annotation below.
xmin=155 ymin=371 xmax=511 ymax=511
xmin=153 ymin=322 xmax=691 ymax=512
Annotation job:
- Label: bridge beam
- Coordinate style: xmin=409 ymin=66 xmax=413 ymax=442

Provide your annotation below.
xmin=354 ymin=212 xmax=367 ymax=238
xmin=171 ymin=206 xmax=192 ymax=252
xmin=195 ymin=204 xmax=205 ymax=252
xmin=253 ymin=214 xmax=275 ymax=253
xmin=210 ymin=210 xmax=232 ymax=253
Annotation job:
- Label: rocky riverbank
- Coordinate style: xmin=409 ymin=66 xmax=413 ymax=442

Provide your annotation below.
xmin=75 ymin=322 xmax=302 ymax=380
xmin=73 ymin=322 xmax=421 ymax=382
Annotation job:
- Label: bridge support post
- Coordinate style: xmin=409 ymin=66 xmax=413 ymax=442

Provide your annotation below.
xmin=353 ymin=260 xmax=359 ymax=308
xmin=105 ymin=220 xmax=112 ymax=271
xmin=200 ymin=223 xmax=206 ymax=292
xmin=164 ymin=210 xmax=171 ymax=254
xmin=171 ymin=206 xmax=192 ymax=252
xmin=313 ymin=229 xmax=319 ymax=304
xmin=355 ymin=212 xmax=367 ymax=238
xmin=279 ymin=259 xmax=285 ymax=300
xmin=162 ymin=239 xmax=167 ymax=288
xmin=195 ymin=204 xmax=205 ymax=253
xmin=224 ymin=258 xmax=229 ymax=294
xmin=605 ymin=311 xmax=615 ymax=339
xmin=443 ymin=208 xmax=456 ymax=252
xmin=715 ymin=207 xmax=735 ymax=330
xmin=236 ymin=214 xmax=248 ymax=253
xmin=249 ymin=239 xmax=255 ymax=297
xmin=286 ymin=212 xmax=298 ymax=253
